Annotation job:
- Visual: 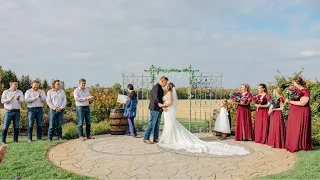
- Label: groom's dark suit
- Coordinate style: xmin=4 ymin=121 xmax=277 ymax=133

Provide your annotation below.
xmin=149 ymin=83 xmax=164 ymax=111
xmin=144 ymin=83 xmax=164 ymax=142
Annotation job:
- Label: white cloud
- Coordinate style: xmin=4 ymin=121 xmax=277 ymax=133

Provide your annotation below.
xmin=0 ymin=0 xmax=319 ymax=88
xmin=299 ymin=50 xmax=320 ymax=57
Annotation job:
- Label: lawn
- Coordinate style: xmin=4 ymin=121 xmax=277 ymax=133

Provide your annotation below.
xmin=259 ymin=146 xmax=320 ymax=180
xmin=1 ymin=137 xmax=319 ymax=180
xmin=0 ymin=138 xmax=94 ymax=180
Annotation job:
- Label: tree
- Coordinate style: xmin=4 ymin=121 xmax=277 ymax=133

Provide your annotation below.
xmin=0 ymin=66 xmax=4 ymax=93
xmin=112 ymin=83 xmax=122 ymax=94
xmin=42 ymin=79 xmax=49 ymax=90
xmin=60 ymin=81 xmax=65 ymax=89
xmin=2 ymin=69 xmax=17 ymax=89
xmin=19 ymin=75 xmax=32 ymax=93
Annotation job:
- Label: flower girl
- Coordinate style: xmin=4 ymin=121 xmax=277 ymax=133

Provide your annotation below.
xmin=214 ymin=99 xmax=231 ymax=140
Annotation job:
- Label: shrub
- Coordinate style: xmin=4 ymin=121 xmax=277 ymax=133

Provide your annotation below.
xmin=62 ymin=123 xmax=78 ymax=140
xmin=91 ymin=121 xmax=110 ymax=135
xmin=312 ymin=120 xmax=320 ymax=145
xmin=135 ymin=122 xmax=147 ymax=132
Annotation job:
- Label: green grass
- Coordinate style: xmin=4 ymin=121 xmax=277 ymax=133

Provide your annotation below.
xmin=1 ymin=138 xmax=319 ymax=179
xmin=135 ymin=117 xmax=209 ymax=132
xmin=0 ymin=138 xmax=94 ymax=180
xmin=259 ymin=146 xmax=320 ymax=180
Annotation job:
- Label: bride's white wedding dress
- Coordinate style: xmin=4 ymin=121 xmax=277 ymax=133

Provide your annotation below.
xmin=158 ymin=88 xmax=249 ymax=155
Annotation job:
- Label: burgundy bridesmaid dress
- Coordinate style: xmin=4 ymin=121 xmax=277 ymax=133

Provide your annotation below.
xmin=267 ymin=97 xmax=285 ymax=148
xmin=235 ymin=92 xmax=254 ymax=141
xmin=254 ymin=94 xmax=271 ymax=144
xmin=285 ymin=88 xmax=314 ymax=152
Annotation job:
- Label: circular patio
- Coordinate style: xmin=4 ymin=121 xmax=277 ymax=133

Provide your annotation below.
xmin=48 ymin=133 xmax=296 ymax=180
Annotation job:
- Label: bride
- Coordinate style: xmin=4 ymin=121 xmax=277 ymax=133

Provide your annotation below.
xmin=158 ymin=83 xmax=249 ymax=155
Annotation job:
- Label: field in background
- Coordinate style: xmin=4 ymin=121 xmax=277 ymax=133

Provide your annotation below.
xmin=135 ymin=99 xmax=220 ymax=121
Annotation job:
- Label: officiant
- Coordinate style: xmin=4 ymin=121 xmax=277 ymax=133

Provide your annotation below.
xmin=123 ymin=84 xmax=139 ymax=137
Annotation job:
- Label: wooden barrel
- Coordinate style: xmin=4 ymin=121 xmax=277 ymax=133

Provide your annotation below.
xmin=110 ymin=108 xmax=128 ymax=135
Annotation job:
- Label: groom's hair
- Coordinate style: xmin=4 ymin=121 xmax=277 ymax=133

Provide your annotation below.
xmin=160 ymin=76 xmax=168 ymax=81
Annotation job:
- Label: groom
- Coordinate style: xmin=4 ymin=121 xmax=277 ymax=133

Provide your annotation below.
xmin=143 ymin=76 xmax=168 ymax=144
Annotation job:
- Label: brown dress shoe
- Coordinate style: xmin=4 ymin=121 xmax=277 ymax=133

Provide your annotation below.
xmin=153 ymin=139 xmax=159 ymax=143
xmin=143 ymin=140 xmax=154 ymax=144
xmin=87 ymin=136 xmax=95 ymax=140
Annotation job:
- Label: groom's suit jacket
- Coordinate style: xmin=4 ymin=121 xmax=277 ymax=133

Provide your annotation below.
xmin=149 ymin=83 xmax=164 ymax=112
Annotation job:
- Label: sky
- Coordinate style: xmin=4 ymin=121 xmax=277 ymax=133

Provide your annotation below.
xmin=0 ymin=0 xmax=319 ymax=88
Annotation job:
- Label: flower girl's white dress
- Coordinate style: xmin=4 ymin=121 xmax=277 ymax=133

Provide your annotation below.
xmin=214 ymin=107 xmax=231 ymax=133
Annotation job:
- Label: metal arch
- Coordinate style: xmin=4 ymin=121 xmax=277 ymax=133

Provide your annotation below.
xmin=121 ymin=70 xmax=223 ymax=133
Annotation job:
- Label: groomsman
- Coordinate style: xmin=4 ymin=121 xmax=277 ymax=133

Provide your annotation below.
xmin=73 ymin=79 xmax=94 ymax=141
xmin=1 ymin=80 xmax=24 ymax=144
xmin=25 ymin=80 xmax=47 ymax=142
xmin=46 ymin=80 xmax=66 ymax=141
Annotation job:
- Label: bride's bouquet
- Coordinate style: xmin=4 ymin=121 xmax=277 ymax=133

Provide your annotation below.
xmin=286 ymin=86 xmax=301 ymax=100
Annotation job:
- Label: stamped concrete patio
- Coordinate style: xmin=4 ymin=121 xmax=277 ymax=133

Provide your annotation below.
xmin=48 ymin=133 xmax=296 ymax=180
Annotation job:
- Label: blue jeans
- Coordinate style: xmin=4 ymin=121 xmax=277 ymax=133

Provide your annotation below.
xmin=27 ymin=108 xmax=44 ymax=141
xmin=126 ymin=117 xmax=137 ymax=136
xmin=1 ymin=110 xmax=20 ymax=143
xmin=76 ymin=106 xmax=91 ymax=137
xmin=144 ymin=110 xmax=162 ymax=141
xmin=48 ymin=109 xmax=64 ymax=140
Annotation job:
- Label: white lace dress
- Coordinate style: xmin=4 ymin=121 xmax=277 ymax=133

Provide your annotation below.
xmin=214 ymin=107 xmax=231 ymax=133
xmin=158 ymin=89 xmax=249 ymax=156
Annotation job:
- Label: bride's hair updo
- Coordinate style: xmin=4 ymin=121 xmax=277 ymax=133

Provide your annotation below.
xmin=166 ymin=82 xmax=175 ymax=92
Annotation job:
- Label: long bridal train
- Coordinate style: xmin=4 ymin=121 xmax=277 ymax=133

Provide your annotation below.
xmin=158 ymin=87 xmax=249 ymax=156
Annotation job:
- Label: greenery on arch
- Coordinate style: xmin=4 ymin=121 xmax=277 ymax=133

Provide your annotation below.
xmin=146 ymin=65 xmax=199 ymax=88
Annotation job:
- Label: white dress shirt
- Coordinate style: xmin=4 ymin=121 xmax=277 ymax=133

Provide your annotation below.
xmin=1 ymin=89 xmax=25 ymax=110
xmin=46 ymin=89 xmax=67 ymax=110
xmin=25 ymin=89 xmax=47 ymax=108
xmin=74 ymin=87 xmax=91 ymax=106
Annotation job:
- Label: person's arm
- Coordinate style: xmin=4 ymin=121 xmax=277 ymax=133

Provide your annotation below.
xmin=60 ymin=91 xmax=67 ymax=109
xmin=273 ymin=102 xmax=284 ymax=111
xmin=46 ymin=91 xmax=55 ymax=110
xmin=40 ymin=90 xmax=47 ymax=103
xmin=125 ymin=97 xmax=131 ymax=108
xmin=0 ymin=144 xmax=8 ymax=163
xmin=1 ymin=91 xmax=12 ymax=104
xmin=256 ymin=104 xmax=269 ymax=108
xmin=17 ymin=91 xmax=24 ymax=104
xmin=158 ymin=92 xmax=172 ymax=107
xmin=24 ymin=90 xmax=37 ymax=103
xmin=74 ymin=89 xmax=86 ymax=102
xmin=287 ymin=97 xmax=309 ymax=106
xmin=152 ymin=85 xmax=162 ymax=104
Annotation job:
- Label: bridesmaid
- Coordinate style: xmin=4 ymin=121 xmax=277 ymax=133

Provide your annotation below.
xmin=234 ymin=83 xmax=254 ymax=141
xmin=267 ymin=88 xmax=285 ymax=148
xmin=254 ymin=84 xmax=271 ymax=144
xmin=285 ymin=77 xmax=314 ymax=152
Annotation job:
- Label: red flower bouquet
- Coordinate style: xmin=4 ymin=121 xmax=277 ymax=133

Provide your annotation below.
xmin=252 ymin=94 xmax=263 ymax=104
xmin=240 ymin=96 xmax=250 ymax=105
xmin=229 ymin=92 xmax=241 ymax=102
xmin=286 ymin=86 xmax=301 ymax=100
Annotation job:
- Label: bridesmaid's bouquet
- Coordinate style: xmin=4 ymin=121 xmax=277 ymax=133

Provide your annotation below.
xmin=240 ymin=96 xmax=250 ymax=105
xmin=229 ymin=92 xmax=241 ymax=102
xmin=252 ymin=94 xmax=262 ymax=104
xmin=286 ymin=86 xmax=301 ymax=100
xmin=268 ymin=96 xmax=278 ymax=109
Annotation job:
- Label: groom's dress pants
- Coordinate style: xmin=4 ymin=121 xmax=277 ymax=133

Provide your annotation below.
xmin=144 ymin=110 xmax=162 ymax=140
